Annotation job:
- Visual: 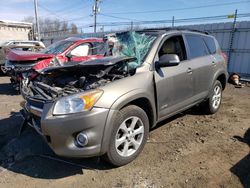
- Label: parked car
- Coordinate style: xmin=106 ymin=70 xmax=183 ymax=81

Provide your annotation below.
xmin=20 ymin=29 xmax=228 ymax=166
xmin=2 ymin=37 xmax=105 ymax=90
xmin=0 ymin=40 xmax=45 ymax=74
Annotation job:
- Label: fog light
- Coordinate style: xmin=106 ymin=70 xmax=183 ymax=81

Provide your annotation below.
xmin=76 ymin=132 xmax=88 ymax=147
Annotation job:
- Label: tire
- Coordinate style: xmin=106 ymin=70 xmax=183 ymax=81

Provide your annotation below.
xmin=104 ymin=105 xmax=149 ymax=167
xmin=201 ymin=80 xmax=223 ymax=114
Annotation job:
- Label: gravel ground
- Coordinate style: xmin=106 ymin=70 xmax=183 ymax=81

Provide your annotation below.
xmin=0 ymin=76 xmax=249 ymax=188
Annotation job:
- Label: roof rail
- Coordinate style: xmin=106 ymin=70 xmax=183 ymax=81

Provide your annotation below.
xmin=141 ymin=27 xmax=209 ymax=35
xmin=175 ymin=27 xmax=209 ymax=35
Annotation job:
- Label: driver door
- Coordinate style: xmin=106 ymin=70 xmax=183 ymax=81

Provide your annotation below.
xmin=154 ymin=35 xmax=194 ymax=120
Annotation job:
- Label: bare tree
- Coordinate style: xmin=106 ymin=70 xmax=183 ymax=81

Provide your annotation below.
xmin=23 ymin=17 xmax=78 ymax=38
xmin=70 ymin=23 xmax=78 ymax=34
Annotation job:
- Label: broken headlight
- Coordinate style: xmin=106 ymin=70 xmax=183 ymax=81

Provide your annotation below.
xmin=53 ymin=89 xmax=103 ymax=115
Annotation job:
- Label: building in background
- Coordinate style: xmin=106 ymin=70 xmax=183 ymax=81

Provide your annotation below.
xmin=0 ymin=20 xmax=33 ymax=41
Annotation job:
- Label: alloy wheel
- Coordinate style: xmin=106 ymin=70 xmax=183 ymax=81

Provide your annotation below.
xmin=115 ymin=116 xmax=144 ymax=157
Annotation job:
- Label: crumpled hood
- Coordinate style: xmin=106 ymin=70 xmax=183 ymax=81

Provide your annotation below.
xmin=39 ymin=56 xmax=137 ymax=74
xmin=7 ymin=49 xmax=54 ymax=61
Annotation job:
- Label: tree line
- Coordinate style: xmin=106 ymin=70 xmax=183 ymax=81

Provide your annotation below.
xmin=23 ymin=17 xmax=79 ymax=38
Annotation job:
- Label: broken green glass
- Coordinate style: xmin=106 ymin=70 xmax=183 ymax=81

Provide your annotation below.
xmin=113 ymin=31 xmax=156 ymax=69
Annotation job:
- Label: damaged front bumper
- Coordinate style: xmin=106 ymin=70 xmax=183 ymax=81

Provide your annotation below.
xmin=2 ymin=60 xmax=35 ymax=75
xmin=20 ymin=99 xmax=110 ymax=158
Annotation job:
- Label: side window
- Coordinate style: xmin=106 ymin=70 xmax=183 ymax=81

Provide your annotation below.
xmin=203 ymin=36 xmax=217 ymax=54
xmin=70 ymin=43 xmax=90 ymax=57
xmin=92 ymin=42 xmax=106 ymax=55
xmin=158 ymin=35 xmax=187 ymax=61
xmin=185 ymin=35 xmax=209 ymax=59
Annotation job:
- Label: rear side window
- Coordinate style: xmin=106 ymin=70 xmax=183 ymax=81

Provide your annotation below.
xmin=203 ymin=36 xmax=217 ymax=54
xmin=185 ymin=35 xmax=209 ymax=59
xmin=92 ymin=42 xmax=106 ymax=55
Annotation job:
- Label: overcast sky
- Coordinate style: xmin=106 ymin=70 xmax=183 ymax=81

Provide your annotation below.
xmin=0 ymin=0 xmax=250 ymax=32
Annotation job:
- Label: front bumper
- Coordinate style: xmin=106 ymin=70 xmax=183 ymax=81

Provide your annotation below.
xmin=21 ymin=101 xmax=110 ymax=158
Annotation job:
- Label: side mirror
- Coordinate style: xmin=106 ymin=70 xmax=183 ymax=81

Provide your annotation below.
xmin=156 ymin=54 xmax=180 ymax=68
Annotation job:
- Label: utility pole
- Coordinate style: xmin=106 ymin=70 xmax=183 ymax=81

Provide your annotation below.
xmin=93 ymin=0 xmax=101 ymax=33
xmin=131 ymin=21 xmax=133 ymax=31
xmin=172 ymin=16 xmax=175 ymax=28
xmin=228 ymin=9 xmax=238 ymax=69
xmin=34 ymin=0 xmax=40 ymax=40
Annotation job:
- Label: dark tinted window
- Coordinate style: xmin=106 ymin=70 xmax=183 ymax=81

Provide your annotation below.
xmin=92 ymin=42 xmax=106 ymax=55
xmin=41 ymin=41 xmax=74 ymax=54
xmin=203 ymin=36 xmax=216 ymax=54
xmin=185 ymin=35 xmax=209 ymax=59
xmin=159 ymin=36 xmax=187 ymax=61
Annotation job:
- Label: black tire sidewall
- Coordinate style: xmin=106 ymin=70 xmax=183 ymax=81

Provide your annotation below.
xmin=106 ymin=105 xmax=149 ymax=166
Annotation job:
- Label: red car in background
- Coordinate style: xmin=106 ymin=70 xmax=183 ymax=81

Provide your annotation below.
xmin=3 ymin=37 xmax=105 ymax=89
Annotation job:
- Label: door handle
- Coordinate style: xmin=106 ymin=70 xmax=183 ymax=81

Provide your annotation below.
xmin=187 ymin=67 xmax=193 ymax=74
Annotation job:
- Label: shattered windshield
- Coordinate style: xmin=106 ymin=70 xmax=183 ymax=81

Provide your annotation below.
xmin=107 ymin=31 xmax=156 ymax=69
xmin=41 ymin=40 xmax=74 ymax=54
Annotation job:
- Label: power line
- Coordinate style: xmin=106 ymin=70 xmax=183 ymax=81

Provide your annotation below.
xmin=36 ymin=2 xmax=92 ymax=26
xmin=55 ymin=0 xmax=93 ymax=14
xmin=102 ymin=0 xmax=250 ymax=14
xmin=51 ymin=0 xmax=87 ymax=13
xmin=99 ymin=13 xmax=141 ymax=21
xmin=40 ymin=12 xmax=250 ymax=34
xmin=38 ymin=4 xmax=66 ymax=20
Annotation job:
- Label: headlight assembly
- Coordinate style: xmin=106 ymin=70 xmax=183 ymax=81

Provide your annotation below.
xmin=53 ymin=89 xmax=103 ymax=115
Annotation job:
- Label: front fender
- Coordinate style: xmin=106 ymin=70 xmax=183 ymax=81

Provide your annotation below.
xmin=99 ymin=89 xmax=156 ymax=155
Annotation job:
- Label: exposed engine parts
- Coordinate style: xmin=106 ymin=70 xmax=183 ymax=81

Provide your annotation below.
xmin=21 ymin=56 xmax=136 ymax=101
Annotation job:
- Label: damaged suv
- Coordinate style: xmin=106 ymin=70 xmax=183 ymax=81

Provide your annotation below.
xmin=20 ymin=29 xmax=228 ymax=166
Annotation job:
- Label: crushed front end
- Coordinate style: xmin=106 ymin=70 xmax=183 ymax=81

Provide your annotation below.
xmin=20 ymin=56 xmax=136 ymax=157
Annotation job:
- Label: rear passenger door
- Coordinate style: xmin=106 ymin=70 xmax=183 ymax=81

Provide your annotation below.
xmin=184 ymin=34 xmax=215 ymax=100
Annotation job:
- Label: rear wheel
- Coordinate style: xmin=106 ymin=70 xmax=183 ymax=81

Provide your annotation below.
xmin=202 ymin=80 xmax=223 ymax=114
xmin=104 ymin=105 xmax=149 ymax=166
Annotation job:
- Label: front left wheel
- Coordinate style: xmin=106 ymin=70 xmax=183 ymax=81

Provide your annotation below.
xmin=104 ymin=105 xmax=149 ymax=167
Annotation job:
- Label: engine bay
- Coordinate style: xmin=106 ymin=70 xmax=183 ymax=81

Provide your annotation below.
xmin=21 ymin=56 xmax=136 ymax=101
